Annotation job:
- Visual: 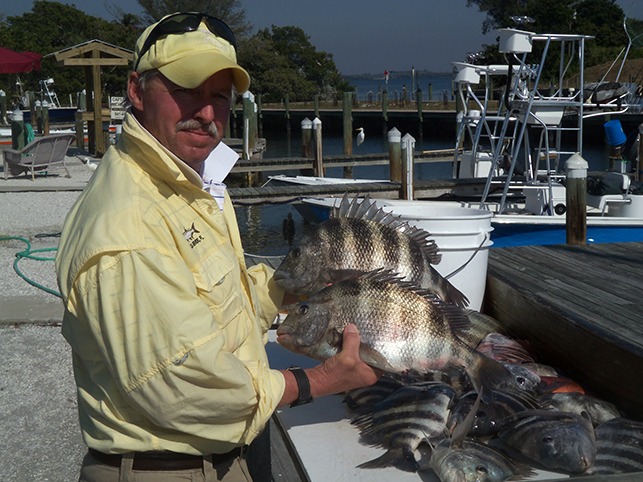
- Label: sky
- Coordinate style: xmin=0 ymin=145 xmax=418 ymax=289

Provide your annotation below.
xmin=2 ymin=0 xmax=643 ymax=75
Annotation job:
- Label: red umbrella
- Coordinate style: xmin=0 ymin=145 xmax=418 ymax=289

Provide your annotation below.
xmin=0 ymin=46 xmax=42 ymax=74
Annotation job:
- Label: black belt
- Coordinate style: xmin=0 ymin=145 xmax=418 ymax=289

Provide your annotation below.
xmin=88 ymin=447 xmax=242 ymax=471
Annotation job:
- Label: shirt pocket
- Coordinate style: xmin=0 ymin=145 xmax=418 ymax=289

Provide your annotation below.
xmin=193 ymin=251 xmax=242 ymax=328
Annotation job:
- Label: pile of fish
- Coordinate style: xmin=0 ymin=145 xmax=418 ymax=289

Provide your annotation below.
xmin=273 ymin=195 xmax=643 ymax=479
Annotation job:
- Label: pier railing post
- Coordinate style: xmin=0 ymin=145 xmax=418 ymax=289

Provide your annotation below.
xmin=401 ymin=133 xmax=416 ymax=200
xmin=388 ymin=127 xmax=402 ymax=183
xmin=565 ymin=153 xmax=588 ymax=245
xmin=313 ymin=117 xmax=324 ymax=177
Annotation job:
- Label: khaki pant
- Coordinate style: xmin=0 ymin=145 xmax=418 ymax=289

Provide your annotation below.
xmin=78 ymin=451 xmax=253 ymax=482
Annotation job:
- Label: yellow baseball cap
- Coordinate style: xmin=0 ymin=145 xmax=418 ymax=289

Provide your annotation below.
xmin=133 ymin=13 xmax=250 ymax=93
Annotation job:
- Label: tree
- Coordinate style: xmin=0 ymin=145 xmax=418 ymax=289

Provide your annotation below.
xmin=465 ymin=0 xmax=637 ymax=78
xmin=0 ymin=1 xmax=140 ymax=103
xmin=239 ymin=26 xmax=352 ymax=103
xmin=136 ymin=0 xmax=251 ymax=37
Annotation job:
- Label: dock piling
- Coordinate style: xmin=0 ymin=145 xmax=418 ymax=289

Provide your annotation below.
xmin=313 ymin=117 xmax=324 ymax=177
xmin=388 ymin=127 xmax=402 ymax=182
xmin=301 ymin=118 xmax=312 ymax=157
xmin=0 ymin=89 xmax=6 ymax=124
xmin=401 ymin=133 xmax=416 ymax=200
xmin=10 ymin=108 xmax=25 ymax=150
xmin=565 ymin=153 xmax=588 ymax=245
xmin=343 ymin=92 xmax=354 ymax=178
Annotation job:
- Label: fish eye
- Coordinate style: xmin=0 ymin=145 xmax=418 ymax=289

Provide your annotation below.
xmin=298 ymin=304 xmax=309 ymax=315
xmin=476 ymin=465 xmax=488 ymax=474
xmin=543 ymin=435 xmax=554 ymax=443
xmin=515 ymin=376 xmax=526 ymax=386
xmin=291 ymin=247 xmax=300 ymax=258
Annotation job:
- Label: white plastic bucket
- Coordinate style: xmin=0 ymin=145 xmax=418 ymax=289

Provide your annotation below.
xmin=376 ymin=200 xmax=493 ymax=311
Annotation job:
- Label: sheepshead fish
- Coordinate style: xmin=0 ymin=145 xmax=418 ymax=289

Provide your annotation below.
xmin=585 ymin=417 xmax=643 ymax=475
xmin=430 ymin=438 xmax=528 ymax=482
xmin=540 ymin=392 xmax=621 ymax=426
xmin=351 ymin=382 xmax=456 ymax=472
xmin=447 ymin=388 xmax=540 ymax=436
xmin=273 ymin=195 xmax=469 ymax=307
xmin=495 ymin=409 xmax=596 ymax=474
xmin=276 ymin=270 xmax=522 ymax=401
xmin=343 ymin=375 xmax=404 ymax=414
xmin=430 ymin=388 xmax=533 ymax=482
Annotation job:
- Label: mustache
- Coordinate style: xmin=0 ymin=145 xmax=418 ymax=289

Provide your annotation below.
xmin=175 ymin=120 xmax=218 ymax=137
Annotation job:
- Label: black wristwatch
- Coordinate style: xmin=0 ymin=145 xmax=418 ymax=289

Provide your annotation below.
xmin=287 ymin=366 xmax=313 ymax=407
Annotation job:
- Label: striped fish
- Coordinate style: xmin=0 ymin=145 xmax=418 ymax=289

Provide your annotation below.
xmin=430 ymin=437 xmax=530 ymax=482
xmin=274 ymin=195 xmax=469 ymax=307
xmin=276 ymin=270 xmax=526 ymax=403
xmin=585 ymin=417 xmax=643 ymax=475
xmin=350 ymin=382 xmax=456 ymax=472
xmin=343 ymin=375 xmax=404 ymax=414
xmin=540 ymin=392 xmax=621 ymax=426
xmin=448 ymin=388 xmax=540 ymax=436
xmin=496 ymin=409 xmax=596 ymax=474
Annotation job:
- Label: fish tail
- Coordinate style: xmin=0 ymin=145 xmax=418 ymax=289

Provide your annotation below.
xmin=468 ymin=354 xmax=513 ymax=403
xmin=357 ymin=447 xmax=418 ymax=472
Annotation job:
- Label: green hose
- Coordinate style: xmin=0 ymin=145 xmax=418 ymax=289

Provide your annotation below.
xmin=0 ymin=235 xmax=61 ymax=298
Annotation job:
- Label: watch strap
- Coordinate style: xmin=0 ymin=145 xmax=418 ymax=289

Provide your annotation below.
xmin=287 ymin=366 xmax=313 ymax=407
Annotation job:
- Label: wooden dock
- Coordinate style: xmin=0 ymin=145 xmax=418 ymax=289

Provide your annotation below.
xmin=228 ymin=177 xmax=495 ymax=204
xmin=230 ymin=149 xmax=455 ymax=173
xmin=485 ymin=241 xmax=643 ymax=419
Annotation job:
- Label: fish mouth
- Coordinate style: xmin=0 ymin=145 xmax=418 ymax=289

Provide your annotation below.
xmin=276 ymin=324 xmax=293 ymax=336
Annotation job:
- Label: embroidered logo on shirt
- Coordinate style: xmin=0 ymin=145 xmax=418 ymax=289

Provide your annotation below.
xmin=183 ymin=223 xmax=204 ymax=248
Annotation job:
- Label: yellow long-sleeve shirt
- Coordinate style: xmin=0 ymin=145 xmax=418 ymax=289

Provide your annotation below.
xmin=55 ymin=111 xmax=286 ymax=455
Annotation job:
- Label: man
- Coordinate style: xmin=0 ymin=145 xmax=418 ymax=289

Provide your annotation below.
xmin=56 ymin=12 xmax=379 ymax=482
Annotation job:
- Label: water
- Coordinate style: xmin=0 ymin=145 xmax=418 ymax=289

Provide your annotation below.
xmin=236 ymin=125 xmax=459 ymax=256
xmin=234 ymin=95 xmax=635 ymax=256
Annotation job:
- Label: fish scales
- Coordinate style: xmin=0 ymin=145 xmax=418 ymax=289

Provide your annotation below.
xmin=587 ymin=418 xmax=643 ymax=475
xmin=496 ymin=409 xmax=596 ymax=474
xmin=344 ymin=376 xmax=404 ymax=413
xmin=430 ymin=438 xmax=528 ymax=482
xmin=351 ymin=383 xmax=456 ymax=472
xmin=274 ymin=195 xmax=469 ymax=307
xmin=276 ymin=272 xmax=523 ymax=402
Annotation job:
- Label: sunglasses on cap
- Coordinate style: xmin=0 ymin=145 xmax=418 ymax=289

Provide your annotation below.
xmin=134 ymin=12 xmax=238 ymax=71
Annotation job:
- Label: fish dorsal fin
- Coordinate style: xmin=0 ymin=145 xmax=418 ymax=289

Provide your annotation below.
xmin=451 ymin=389 xmax=482 ymax=448
xmin=331 ymin=194 xmax=442 ymax=265
xmin=356 ymin=269 xmax=471 ymax=331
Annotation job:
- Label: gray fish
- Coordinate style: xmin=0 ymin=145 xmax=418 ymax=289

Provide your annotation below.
xmin=351 ymin=382 xmax=456 ymax=472
xmin=430 ymin=387 xmax=533 ymax=482
xmin=586 ymin=417 xmax=643 ymax=475
xmin=276 ymin=270 xmax=523 ymax=402
xmin=457 ymin=310 xmax=506 ymax=348
xmin=495 ymin=409 xmax=596 ymax=474
xmin=274 ymin=195 xmax=469 ymax=307
xmin=540 ymin=392 xmax=621 ymax=426
xmin=430 ymin=438 xmax=527 ymax=482
xmin=343 ymin=375 xmax=404 ymax=414
xmin=448 ymin=389 xmax=540 ymax=436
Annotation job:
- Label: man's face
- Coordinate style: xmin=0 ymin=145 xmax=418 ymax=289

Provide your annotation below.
xmin=128 ymin=69 xmax=233 ymax=172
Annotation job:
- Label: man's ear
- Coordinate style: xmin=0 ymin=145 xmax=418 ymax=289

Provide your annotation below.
xmin=127 ymin=72 xmax=144 ymax=111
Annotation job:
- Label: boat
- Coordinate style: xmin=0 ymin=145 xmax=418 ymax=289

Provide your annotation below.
xmin=294 ymin=24 xmax=643 ymax=248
